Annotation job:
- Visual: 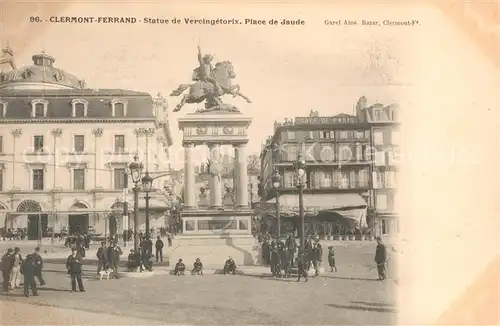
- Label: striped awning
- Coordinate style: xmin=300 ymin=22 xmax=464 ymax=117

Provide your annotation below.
xmin=259 ymin=193 xmax=368 ymax=227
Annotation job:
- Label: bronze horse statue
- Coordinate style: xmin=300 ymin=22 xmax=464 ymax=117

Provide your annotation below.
xmin=170 ymin=61 xmax=251 ymax=112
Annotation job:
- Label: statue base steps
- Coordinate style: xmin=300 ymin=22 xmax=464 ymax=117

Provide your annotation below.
xmin=169 ymin=234 xmax=259 ymax=267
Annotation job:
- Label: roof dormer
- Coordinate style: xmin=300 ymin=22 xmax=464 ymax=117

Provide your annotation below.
xmin=31 ymin=99 xmax=48 ymax=118
xmin=110 ymin=99 xmax=127 ymax=117
xmin=71 ymin=99 xmax=88 ymax=117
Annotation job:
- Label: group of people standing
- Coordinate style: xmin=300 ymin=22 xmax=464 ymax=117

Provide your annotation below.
xmin=1 ymin=247 xmax=45 ymax=297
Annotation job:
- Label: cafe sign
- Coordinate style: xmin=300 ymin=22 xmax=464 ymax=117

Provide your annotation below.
xmin=294 ymin=116 xmax=358 ymax=125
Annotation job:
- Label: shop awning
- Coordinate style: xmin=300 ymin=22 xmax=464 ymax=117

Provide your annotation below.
xmin=261 ymin=193 xmax=367 ymax=215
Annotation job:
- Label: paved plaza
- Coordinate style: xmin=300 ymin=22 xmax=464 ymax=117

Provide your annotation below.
xmin=0 ymin=241 xmax=397 ymax=325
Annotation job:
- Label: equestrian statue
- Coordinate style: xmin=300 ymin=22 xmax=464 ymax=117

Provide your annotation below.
xmin=170 ymin=45 xmax=252 ymax=113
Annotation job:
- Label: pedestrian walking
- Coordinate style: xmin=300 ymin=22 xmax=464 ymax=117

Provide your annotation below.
xmin=167 ymin=234 xmax=172 ymax=247
xmin=312 ymin=241 xmax=323 ymax=276
xmin=155 ymin=236 xmax=164 ymax=262
xmin=96 ymin=241 xmax=107 ymax=273
xmin=9 ymin=247 xmax=22 ymax=289
xmin=32 ymin=247 xmax=46 ymax=286
xmin=296 ymin=250 xmax=308 ymax=282
xmin=21 ymin=254 xmax=38 ymax=297
xmin=327 ymin=246 xmax=337 ymax=272
xmin=107 ymin=241 xmax=123 ymax=279
xmin=1 ymin=248 xmax=13 ymax=292
xmin=66 ymin=248 xmax=85 ymax=292
xmin=374 ymin=236 xmax=387 ymax=280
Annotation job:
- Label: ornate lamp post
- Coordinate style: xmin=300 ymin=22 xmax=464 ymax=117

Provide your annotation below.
xmin=128 ymin=154 xmax=143 ymax=251
xmin=141 ymin=172 xmax=153 ymax=239
xmin=292 ymin=153 xmax=307 ymax=250
xmin=271 ymin=169 xmax=281 ymax=238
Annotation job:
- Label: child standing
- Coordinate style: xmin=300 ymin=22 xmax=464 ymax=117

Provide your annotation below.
xmin=328 ymin=246 xmax=337 ymax=272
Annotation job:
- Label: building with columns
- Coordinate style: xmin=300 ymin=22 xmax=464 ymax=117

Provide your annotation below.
xmin=0 ymin=48 xmax=173 ymax=239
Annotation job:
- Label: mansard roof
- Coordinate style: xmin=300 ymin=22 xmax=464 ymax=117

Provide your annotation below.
xmin=0 ymin=88 xmax=154 ymax=119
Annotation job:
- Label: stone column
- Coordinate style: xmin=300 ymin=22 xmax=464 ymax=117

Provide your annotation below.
xmin=234 ymin=143 xmax=249 ymax=208
xmin=184 ymin=143 xmax=197 ymax=209
xmin=208 ymin=143 xmax=223 ymax=208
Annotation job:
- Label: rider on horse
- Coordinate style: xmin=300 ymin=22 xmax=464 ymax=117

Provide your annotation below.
xmin=194 ymin=45 xmax=223 ymax=96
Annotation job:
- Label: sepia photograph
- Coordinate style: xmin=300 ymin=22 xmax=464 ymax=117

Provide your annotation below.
xmin=0 ymin=1 xmax=498 ymax=325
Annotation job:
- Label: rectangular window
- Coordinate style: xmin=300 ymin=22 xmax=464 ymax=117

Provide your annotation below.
xmin=377 ymin=194 xmax=388 ymax=210
xmin=286 ymin=145 xmax=297 ymax=161
xmin=34 ymin=136 xmax=44 ymax=152
xmin=375 ymin=150 xmax=385 ymax=166
xmin=286 ymin=131 xmax=295 ymax=140
xmin=354 ymin=131 xmax=364 ymax=139
xmin=114 ymin=168 xmax=126 ymax=189
xmin=322 ymin=171 xmax=333 ymax=188
xmin=34 ymin=103 xmax=45 ymax=117
xmin=74 ymin=135 xmax=85 ymax=152
xmin=373 ymin=131 xmax=384 ymax=145
xmin=0 ymin=136 xmax=3 ymax=153
xmin=333 ymin=170 xmax=341 ymax=188
xmin=0 ymin=169 xmax=3 ymax=191
xmin=114 ymin=103 xmax=125 ymax=117
xmin=319 ymin=131 xmax=331 ymax=139
xmin=319 ymin=143 xmax=334 ymax=162
xmin=33 ymin=169 xmax=44 ymax=190
xmin=114 ymin=135 xmax=125 ymax=152
xmin=0 ymin=105 xmax=4 ymax=118
xmin=340 ymin=171 xmax=349 ymax=188
xmin=73 ymin=169 xmax=85 ymax=190
xmin=339 ymin=131 xmax=348 ymax=140
xmin=349 ymin=170 xmax=357 ymax=188
xmin=391 ymin=131 xmax=400 ymax=145
xmin=355 ymin=144 xmax=362 ymax=160
xmin=283 ymin=171 xmax=296 ymax=188
xmin=308 ymin=131 xmax=314 ymax=139
xmin=373 ymin=171 xmax=383 ymax=189
xmin=385 ymin=171 xmax=396 ymax=188
xmin=313 ymin=171 xmax=322 ymax=189
xmin=358 ymin=169 xmax=369 ymax=187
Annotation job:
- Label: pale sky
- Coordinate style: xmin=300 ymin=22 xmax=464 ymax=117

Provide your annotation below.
xmin=5 ymin=2 xmax=420 ymax=166
xmin=3 ymin=3 xmax=500 ymax=323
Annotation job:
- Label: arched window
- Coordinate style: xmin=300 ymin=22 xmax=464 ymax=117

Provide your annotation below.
xmin=0 ymin=100 xmax=7 ymax=118
xmin=31 ymin=99 xmax=48 ymax=118
xmin=110 ymin=99 xmax=128 ymax=117
xmin=71 ymin=99 xmax=89 ymax=117
xmin=17 ymin=200 xmax=42 ymax=213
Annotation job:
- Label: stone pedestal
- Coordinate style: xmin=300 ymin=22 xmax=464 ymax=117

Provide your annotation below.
xmin=170 ymin=208 xmax=258 ymax=267
xmin=176 ymin=111 xmax=255 ymax=266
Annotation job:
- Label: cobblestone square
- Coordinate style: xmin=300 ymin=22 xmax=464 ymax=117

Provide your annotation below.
xmin=0 ymin=242 xmax=397 ymax=325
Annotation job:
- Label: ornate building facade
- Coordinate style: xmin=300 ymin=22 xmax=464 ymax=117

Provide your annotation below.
xmin=259 ymin=97 xmax=400 ymax=238
xmin=0 ymin=48 xmax=173 ymax=239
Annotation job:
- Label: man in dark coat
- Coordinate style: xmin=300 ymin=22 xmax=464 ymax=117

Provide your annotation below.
xmin=66 ymin=248 xmax=85 ymax=292
xmin=1 ymin=248 xmax=13 ymax=292
xmin=21 ymin=254 xmax=38 ymax=297
xmin=312 ymin=242 xmax=323 ymax=276
xmin=374 ymin=237 xmax=387 ymax=280
xmin=143 ymin=237 xmax=153 ymax=257
xmin=285 ymin=235 xmax=296 ymax=266
xmin=107 ymin=241 xmax=123 ymax=279
xmin=296 ymin=250 xmax=308 ymax=282
xmin=32 ymin=247 xmax=46 ymax=286
xmin=96 ymin=241 xmax=107 ymax=273
xmin=192 ymin=258 xmax=203 ymax=275
xmin=155 ymin=236 xmax=164 ymax=263
xmin=223 ymin=257 xmax=237 ymax=275
xmin=174 ymin=258 xmax=185 ymax=275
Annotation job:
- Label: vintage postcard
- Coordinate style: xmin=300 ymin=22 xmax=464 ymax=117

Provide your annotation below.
xmin=0 ymin=1 xmax=497 ymax=325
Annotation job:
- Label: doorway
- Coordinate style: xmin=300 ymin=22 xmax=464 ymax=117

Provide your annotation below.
xmin=69 ymin=214 xmax=89 ymax=235
xmin=27 ymin=214 xmax=48 ymax=240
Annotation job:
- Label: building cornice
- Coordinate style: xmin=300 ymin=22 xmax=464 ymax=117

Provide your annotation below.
xmin=0 ymin=118 xmax=157 ymax=124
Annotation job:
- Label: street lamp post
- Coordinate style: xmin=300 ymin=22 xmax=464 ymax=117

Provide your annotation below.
xmin=128 ymin=154 xmax=144 ymax=251
xmin=271 ymin=169 xmax=281 ymax=238
xmin=142 ymin=172 xmax=153 ymax=239
xmin=293 ymin=153 xmax=307 ymax=250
